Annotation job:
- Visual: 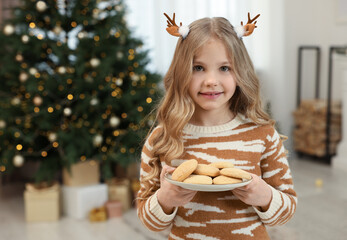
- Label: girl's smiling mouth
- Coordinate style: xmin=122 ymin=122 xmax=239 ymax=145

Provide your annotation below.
xmin=199 ymin=91 xmax=223 ymax=99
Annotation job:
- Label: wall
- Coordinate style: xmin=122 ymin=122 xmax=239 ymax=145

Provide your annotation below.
xmin=281 ymin=0 xmax=347 ymax=150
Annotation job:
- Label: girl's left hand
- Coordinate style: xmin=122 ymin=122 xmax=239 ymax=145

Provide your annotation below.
xmin=231 ymin=173 xmax=272 ymax=211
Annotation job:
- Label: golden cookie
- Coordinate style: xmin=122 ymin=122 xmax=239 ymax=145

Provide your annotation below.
xmin=209 ymin=161 xmax=234 ymax=169
xmin=220 ymin=168 xmax=252 ymax=180
xmin=213 ymin=175 xmax=243 ymax=185
xmin=183 ymin=175 xmax=212 ymax=185
xmin=171 ymin=159 xmax=198 ymax=182
xmin=193 ymin=164 xmax=219 ymax=177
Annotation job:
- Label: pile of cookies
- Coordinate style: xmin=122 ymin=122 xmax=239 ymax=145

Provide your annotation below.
xmin=171 ymin=159 xmax=252 ymax=185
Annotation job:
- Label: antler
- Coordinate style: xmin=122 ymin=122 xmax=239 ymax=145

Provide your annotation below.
xmin=164 ymin=13 xmax=182 ymax=37
xmin=240 ymin=12 xmax=260 ymax=37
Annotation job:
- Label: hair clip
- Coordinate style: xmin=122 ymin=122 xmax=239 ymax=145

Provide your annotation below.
xmin=234 ymin=12 xmax=260 ymax=38
xmin=163 ymin=13 xmax=190 ymax=39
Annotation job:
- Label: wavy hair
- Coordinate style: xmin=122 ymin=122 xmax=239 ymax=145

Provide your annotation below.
xmin=140 ymin=17 xmax=274 ymax=199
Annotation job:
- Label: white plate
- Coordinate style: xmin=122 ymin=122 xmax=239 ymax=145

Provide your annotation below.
xmin=165 ymin=174 xmax=252 ymax=192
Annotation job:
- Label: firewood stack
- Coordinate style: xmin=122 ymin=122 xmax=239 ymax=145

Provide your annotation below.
xmin=293 ymin=99 xmax=342 ymax=157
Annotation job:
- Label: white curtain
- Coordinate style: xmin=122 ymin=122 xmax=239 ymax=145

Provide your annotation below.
xmin=124 ymin=0 xmax=257 ymax=75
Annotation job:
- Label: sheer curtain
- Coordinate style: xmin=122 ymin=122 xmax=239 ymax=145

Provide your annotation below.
xmin=124 ymin=0 xmax=256 ymax=75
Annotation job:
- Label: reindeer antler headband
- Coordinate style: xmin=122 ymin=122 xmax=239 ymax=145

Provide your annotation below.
xmin=163 ymin=12 xmax=260 ymax=39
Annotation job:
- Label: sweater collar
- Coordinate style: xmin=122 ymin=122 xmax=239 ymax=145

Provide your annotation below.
xmin=184 ymin=114 xmax=245 ymax=134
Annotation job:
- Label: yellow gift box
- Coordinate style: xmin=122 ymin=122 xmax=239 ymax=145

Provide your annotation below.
xmin=106 ymin=178 xmax=132 ymax=212
xmin=62 ymin=160 xmax=100 ymax=186
xmin=24 ymin=182 xmax=60 ymax=222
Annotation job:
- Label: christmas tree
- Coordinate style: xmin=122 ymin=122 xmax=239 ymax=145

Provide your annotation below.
xmin=0 ymin=0 xmax=161 ymax=183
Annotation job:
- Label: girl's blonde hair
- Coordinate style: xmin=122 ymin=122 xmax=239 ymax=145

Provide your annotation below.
xmin=140 ymin=17 xmax=274 ymax=198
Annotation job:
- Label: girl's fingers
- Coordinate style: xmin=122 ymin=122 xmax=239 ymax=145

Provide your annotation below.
xmin=160 ymin=165 xmax=176 ymax=180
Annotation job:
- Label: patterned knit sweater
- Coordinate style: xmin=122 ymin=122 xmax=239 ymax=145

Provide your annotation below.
xmin=137 ymin=114 xmax=297 ymax=240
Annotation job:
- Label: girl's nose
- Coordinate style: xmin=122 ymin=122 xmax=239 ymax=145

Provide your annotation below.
xmin=204 ymin=72 xmax=218 ymax=87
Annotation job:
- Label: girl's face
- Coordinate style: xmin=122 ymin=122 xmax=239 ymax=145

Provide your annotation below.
xmin=188 ymin=38 xmax=237 ymax=120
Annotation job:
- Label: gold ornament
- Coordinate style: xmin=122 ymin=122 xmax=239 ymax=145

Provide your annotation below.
xmin=0 ymin=120 xmax=6 ymax=129
xmin=15 ymin=54 xmax=23 ymax=62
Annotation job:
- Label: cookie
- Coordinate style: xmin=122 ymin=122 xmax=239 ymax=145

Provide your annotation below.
xmin=209 ymin=161 xmax=234 ymax=169
xmin=171 ymin=159 xmax=198 ymax=182
xmin=212 ymin=175 xmax=243 ymax=185
xmin=183 ymin=175 xmax=213 ymax=185
xmin=220 ymin=168 xmax=252 ymax=180
xmin=193 ymin=164 xmax=219 ymax=177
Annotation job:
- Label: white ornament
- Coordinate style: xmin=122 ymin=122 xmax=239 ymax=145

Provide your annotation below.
xmin=29 ymin=68 xmax=38 ymax=75
xmin=90 ymin=98 xmax=99 ymax=106
xmin=63 ymin=108 xmax=72 ymax=116
xmin=0 ymin=120 xmax=6 ymax=129
xmin=19 ymin=72 xmax=29 ymax=82
xmin=78 ymin=31 xmax=87 ymax=39
xmin=33 ymin=96 xmax=43 ymax=106
xmin=90 ymin=58 xmax=100 ymax=67
xmin=110 ymin=116 xmax=120 ymax=128
xmin=116 ymin=78 xmax=123 ymax=86
xmin=11 ymin=97 xmax=21 ymax=105
xmin=13 ymin=155 xmax=24 ymax=167
xmin=93 ymin=134 xmax=103 ymax=146
xmin=22 ymin=35 xmax=29 ymax=43
xmin=36 ymin=1 xmax=47 ymax=12
xmin=48 ymin=132 xmax=57 ymax=142
xmin=53 ymin=25 xmax=63 ymax=35
xmin=4 ymin=24 xmax=15 ymax=35
xmin=116 ymin=51 xmax=123 ymax=59
xmin=131 ymin=74 xmax=140 ymax=82
xmin=57 ymin=66 xmax=66 ymax=74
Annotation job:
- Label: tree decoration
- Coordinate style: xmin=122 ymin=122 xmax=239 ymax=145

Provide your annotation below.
xmin=0 ymin=0 xmax=162 ymax=183
xmin=13 ymin=154 xmax=25 ymax=167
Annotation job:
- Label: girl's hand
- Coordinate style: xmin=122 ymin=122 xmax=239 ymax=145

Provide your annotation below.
xmin=231 ymin=173 xmax=272 ymax=211
xmin=157 ymin=165 xmax=197 ymax=214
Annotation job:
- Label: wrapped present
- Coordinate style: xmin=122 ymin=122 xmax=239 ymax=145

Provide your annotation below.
xmin=24 ymin=181 xmax=60 ymax=222
xmin=62 ymin=184 xmax=107 ymax=219
xmin=63 ymin=160 xmax=100 ymax=186
xmin=105 ymin=200 xmax=122 ymax=218
xmin=131 ymin=179 xmax=141 ymax=208
xmin=106 ymin=178 xmax=132 ymax=212
xmin=89 ymin=206 xmax=107 ymax=222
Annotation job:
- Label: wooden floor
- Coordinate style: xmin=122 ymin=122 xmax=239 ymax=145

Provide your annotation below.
xmin=1 ymin=157 xmax=347 ymax=240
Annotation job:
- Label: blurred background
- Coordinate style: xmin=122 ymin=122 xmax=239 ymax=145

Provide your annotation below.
xmin=0 ymin=0 xmax=346 ymax=239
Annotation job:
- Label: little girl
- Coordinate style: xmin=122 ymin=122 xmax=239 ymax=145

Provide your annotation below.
xmin=137 ymin=13 xmax=297 ymax=240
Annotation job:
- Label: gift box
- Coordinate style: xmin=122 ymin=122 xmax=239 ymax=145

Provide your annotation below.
xmin=107 ymin=178 xmax=132 ymax=212
xmin=105 ymin=200 xmax=122 ymax=218
xmin=62 ymin=160 xmax=100 ymax=186
xmin=62 ymin=184 xmax=107 ymax=219
xmin=24 ymin=182 xmax=60 ymax=222
xmin=89 ymin=206 xmax=107 ymax=222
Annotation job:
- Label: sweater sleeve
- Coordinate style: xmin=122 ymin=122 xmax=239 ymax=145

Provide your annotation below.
xmin=136 ymin=127 xmax=177 ymax=232
xmin=253 ymin=126 xmax=297 ymax=226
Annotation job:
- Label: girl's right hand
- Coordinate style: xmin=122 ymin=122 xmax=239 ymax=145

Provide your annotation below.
xmin=157 ymin=165 xmax=197 ymax=214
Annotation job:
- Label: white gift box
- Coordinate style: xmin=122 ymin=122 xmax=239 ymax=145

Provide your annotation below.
xmin=62 ymin=184 xmax=107 ymax=219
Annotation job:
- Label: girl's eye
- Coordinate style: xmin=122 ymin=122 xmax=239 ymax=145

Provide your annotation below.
xmin=193 ymin=65 xmax=204 ymax=72
xmin=220 ymin=66 xmax=230 ymax=72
